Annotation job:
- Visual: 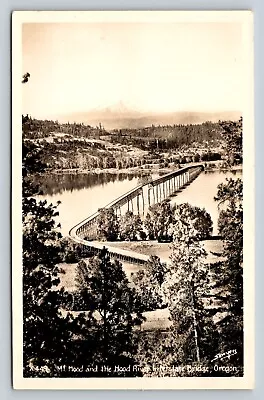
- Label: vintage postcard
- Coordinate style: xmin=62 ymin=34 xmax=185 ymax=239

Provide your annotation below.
xmin=12 ymin=11 xmax=254 ymax=389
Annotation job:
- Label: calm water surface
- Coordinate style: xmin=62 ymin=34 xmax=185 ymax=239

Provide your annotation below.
xmin=37 ymin=172 xmax=155 ymax=236
xmin=37 ymin=169 xmax=242 ymax=236
xmin=170 ymin=169 xmax=242 ymax=235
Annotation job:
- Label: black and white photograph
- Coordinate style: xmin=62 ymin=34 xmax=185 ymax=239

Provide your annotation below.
xmin=12 ymin=11 xmax=254 ymax=390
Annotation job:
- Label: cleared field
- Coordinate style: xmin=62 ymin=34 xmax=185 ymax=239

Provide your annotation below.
xmin=105 ymin=238 xmax=224 ymax=265
xmin=58 ymin=238 xmax=224 ymax=292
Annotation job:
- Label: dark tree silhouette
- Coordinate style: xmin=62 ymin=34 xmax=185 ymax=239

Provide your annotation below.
xmin=74 ymin=248 xmax=145 ymax=376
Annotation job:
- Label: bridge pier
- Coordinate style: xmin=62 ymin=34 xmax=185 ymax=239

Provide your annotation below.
xmin=148 ymin=188 xmax=151 ymax=206
xmin=127 ymin=198 xmax=134 ymax=212
xmin=141 ymin=190 xmax=145 ymax=215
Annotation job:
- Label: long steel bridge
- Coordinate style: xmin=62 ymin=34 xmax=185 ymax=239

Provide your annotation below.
xmin=69 ymin=164 xmax=204 ymax=265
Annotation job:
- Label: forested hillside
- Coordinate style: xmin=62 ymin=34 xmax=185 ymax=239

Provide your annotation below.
xmin=22 ymin=115 xmax=242 ymax=171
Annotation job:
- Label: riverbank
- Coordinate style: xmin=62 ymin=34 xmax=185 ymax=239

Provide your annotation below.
xmin=46 ymin=161 xmax=242 ymax=176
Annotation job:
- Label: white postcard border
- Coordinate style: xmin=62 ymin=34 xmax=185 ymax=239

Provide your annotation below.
xmin=12 ymin=10 xmax=255 ymax=390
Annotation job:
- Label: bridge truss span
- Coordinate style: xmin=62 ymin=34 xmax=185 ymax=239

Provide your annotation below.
xmin=69 ymin=164 xmax=204 ymax=264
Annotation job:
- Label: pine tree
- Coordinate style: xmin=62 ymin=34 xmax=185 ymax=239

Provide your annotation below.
xmin=131 ymin=255 xmax=168 ymax=311
xmin=74 ymin=248 xmax=145 ymax=375
xmin=22 ymin=135 xmax=96 ymax=377
xmin=96 ymin=208 xmax=119 ymax=241
xmin=219 ymin=117 xmax=243 ymax=165
xmin=167 ymin=207 xmax=208 ymax=364
xmin=144 ymin=200 xmax=175 ymax=241
xmin=171 ymin=203 xmax=213 ymax=241
xmin=119 ymin=211 xmax=143 ymax=241
xmin=213 ymin=177 xmax=244 ymax=373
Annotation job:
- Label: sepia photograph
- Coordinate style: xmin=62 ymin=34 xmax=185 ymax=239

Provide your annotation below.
xmin=12 ymin=11 xmax=254 ymax=390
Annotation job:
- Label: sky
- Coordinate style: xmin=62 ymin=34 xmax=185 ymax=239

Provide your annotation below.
xmin=22 ymin=22 xmax=244 ymax=120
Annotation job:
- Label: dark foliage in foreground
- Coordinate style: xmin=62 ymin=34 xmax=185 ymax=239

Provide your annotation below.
xmin=22 ymin=140 xmax=144 ymax=377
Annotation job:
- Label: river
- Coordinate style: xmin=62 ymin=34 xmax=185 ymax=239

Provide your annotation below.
xmin=170 ymin=168 xmax=242 ymax=235
xmin=36 ymin=171 xmax=156 ymax=236
xmin=37 ymin=169 xmax=242 ymax=237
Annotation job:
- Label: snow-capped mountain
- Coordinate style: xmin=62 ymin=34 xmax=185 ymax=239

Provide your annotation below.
xmin=59 ymin=104 xmax=241 ymax=130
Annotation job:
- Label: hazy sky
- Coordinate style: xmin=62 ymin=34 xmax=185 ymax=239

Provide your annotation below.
xmin=22 ymin=22 xmax=243 ymax=119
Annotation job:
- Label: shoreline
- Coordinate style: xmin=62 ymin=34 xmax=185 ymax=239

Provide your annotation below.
xmin=45 ymin=163 xmax=243 ymax=176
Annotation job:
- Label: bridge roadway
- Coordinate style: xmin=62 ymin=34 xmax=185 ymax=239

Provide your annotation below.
xmin=69 ymin=164 xmax=204 ymax=265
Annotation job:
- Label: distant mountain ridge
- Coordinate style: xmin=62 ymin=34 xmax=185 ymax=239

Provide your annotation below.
xmin=59 ymin=105 xmax=241 ymax=130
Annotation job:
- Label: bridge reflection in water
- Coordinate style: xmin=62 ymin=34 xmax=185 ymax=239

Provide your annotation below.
xmin=69 ymin=165 xmax=204 ymax=264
